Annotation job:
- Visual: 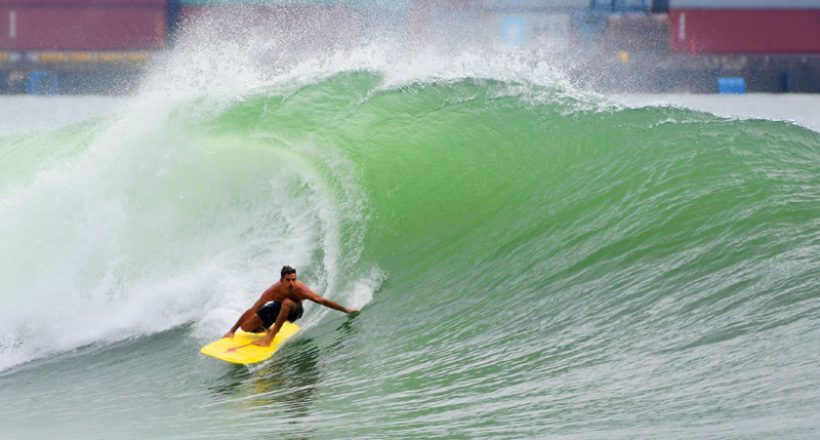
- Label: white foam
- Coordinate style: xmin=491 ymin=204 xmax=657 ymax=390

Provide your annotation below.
xmin=132 ymin=6 xmax=581 ymax=108
xmin=0 ymin=124 xmax=372 ymax=371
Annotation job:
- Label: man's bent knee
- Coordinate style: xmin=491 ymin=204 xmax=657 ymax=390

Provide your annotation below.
xmin=282 ymin=299 xmax=303 ymax=322
xmin=281 ymin=299 xmax=296 ymax=312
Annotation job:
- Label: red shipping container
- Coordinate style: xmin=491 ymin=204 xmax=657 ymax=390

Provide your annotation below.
xmin=669 ymin=8 xmax=820 ymax=54
xmin=0 ymin=0 xmax=167 ymax=50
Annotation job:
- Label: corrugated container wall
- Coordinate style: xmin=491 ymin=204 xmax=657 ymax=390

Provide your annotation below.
xmin=0 ymin=0 xmax=168 ymax=50
xmin=669 ymin=0 xmax=820 ymax=54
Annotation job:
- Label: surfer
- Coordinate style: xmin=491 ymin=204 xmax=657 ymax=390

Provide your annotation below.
xmin=223 ymin=266 xmax=359 ymax=347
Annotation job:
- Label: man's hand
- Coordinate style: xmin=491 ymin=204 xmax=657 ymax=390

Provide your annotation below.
xmin=345 ymin=307 xmax=360 ymax=314
xmin=223 ymin=331 xmax=235 ymax=339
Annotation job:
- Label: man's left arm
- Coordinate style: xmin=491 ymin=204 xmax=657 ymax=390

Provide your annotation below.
xmin=300 ymin=285 xmax=359 ymax=314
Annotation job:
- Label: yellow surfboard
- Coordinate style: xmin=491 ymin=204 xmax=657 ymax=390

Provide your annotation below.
xmin=200 ymin=322 xmax=301 ymax=364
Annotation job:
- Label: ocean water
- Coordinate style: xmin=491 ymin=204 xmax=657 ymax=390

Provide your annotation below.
xmin=1 ymin=18 xmax=820 ymax=440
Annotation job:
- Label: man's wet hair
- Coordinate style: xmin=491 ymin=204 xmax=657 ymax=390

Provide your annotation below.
xmin=281 ymin=265 xmax=296 ymax=279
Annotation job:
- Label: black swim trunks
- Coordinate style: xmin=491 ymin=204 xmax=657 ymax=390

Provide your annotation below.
xmin=257 ymin=300 xmax=303 ymax=327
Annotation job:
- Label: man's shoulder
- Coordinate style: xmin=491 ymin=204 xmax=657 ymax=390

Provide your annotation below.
xmin=295 ymin=282 xmax=317 ymax=296
xmin=261 ymin=282 xmax=283 ymax=297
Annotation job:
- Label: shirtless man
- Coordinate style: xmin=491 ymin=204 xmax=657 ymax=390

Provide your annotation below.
xmin=224 ymin=266 xmax=359 ymax=346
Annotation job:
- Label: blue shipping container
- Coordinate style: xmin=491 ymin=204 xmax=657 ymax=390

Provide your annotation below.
xmin=718 ymin=77 xmax=746 ymax=94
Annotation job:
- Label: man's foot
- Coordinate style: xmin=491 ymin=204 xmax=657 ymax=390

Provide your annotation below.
xmin=252 ymin=337 xmax=273 ymax=347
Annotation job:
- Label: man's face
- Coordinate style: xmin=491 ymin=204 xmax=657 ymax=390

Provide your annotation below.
xmin=283 ymin=273 xmax=297 ymax=291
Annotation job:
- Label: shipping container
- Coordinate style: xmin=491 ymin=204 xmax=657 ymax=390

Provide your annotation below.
xmin=0 ymin=0 xmax=168 ymax=50
xmin=669 ymin=0 xmax=820 ymax=54
xmin=670 ymin=0 xmax=820 ymax=7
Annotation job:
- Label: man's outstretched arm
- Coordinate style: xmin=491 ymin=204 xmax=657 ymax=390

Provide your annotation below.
xmin=318 ymin=297 xmax=359 ymax=314
xmin=301 ymin=287 xmax=358 ymax=314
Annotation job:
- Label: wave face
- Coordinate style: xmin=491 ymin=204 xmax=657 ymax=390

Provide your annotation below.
xmin=1 ymin=21 xmax=819 ymax=439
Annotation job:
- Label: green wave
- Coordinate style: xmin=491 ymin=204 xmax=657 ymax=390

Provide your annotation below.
xmin=2 ymin=72 xmax=820 ymax=437
xmin=229 ymin=73 xmax=820 ymax=297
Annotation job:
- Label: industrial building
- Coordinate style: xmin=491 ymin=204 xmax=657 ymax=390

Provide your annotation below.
xmin=0 ymin=0 xmax=818 ymax=94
